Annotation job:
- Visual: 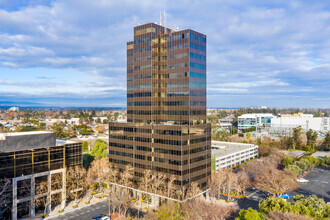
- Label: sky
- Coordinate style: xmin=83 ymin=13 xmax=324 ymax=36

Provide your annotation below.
xmin=0 ymin=0 xmax=329 ymax=108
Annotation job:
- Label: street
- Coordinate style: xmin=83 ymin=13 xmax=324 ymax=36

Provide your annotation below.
xmin=47 ymin=200 xmax=143 ymax=220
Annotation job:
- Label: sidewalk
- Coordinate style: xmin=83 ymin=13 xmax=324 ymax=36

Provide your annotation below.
xmin=46 ymin=194 xmax=108 ymax=219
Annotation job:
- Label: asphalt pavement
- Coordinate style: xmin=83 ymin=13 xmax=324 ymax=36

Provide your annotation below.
xmin=48 ymin=201 xmax=110 ymax=220
xmin=47 ymin=200 xmax=144 ymax=220
xmin=289 ymin=167 xmax=330 ymax=203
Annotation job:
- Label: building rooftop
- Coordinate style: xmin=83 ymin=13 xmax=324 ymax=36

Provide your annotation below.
xmin=311 ymin=151 xmax=330 ymax=159
xmin=238 ymin=113 xmax=274 ymax=119
xmin=279 ymin=150 xmax=305 ymax=158
xmin=0 ymin=131 xmax=56 ymax=152
xmin=212 ymin=141 xmax=258 ymax=158
xmin=56 ymin=139 xmax=75 ymax=146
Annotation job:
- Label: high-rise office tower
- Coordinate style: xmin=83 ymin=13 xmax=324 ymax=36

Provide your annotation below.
xmin=109 ymin=22 xmax=211 ymax=193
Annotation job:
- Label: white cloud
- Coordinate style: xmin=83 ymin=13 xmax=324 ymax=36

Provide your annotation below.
xmin=0 ymin=0 xmax=329 ymax=107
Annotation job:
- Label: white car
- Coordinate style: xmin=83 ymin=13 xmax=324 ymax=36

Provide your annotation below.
xmin=296 ymin=178 xmax=310 ymax=183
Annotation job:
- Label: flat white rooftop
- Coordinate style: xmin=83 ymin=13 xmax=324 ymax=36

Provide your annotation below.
xmin=212 ymin=141 xmax=258 ymax=158
xmin=1 ymin=131 xmax=53 ymax=136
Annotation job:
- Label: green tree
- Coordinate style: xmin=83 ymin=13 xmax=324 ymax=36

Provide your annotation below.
xmin=83 ymin=153 xmax=94 ymax=169
xmin=281 ymin=157 xmax=295 ymax=167
xmin=213 ymin=130 xmax=230 ymax=141
xmin=91 ymin=139 xmax=108 ymax=158
xmin=235 ymin=208 xmax=264 ymax=220
xmin=259 ymin=195 xmax=330 ymax=219
xmin=82 ymin=141 xmax=89 ymax=152
xmin=91 ymin=110 xmax=96 ymax=117
xmin=50 ymin=123 xmax=69 ymax=138
xmin=286 ymin=164 xmax=302 ymax=175
xmin=114 ymin=112 xmax=120 ymax=121
xmin=324 ymin=131 xmax=330 ymax=150
xmin=149 ymin=202 xmax=185 ymax=220
xmin=306 ymin=129 xmax=318 ymax=150
xmin=96 ymin=117 xmax=101 ymax=123
xmin=102 ymin=119 xmax=108 ymax=124
xmin=292 ymin=127 xmax=303 ymax=150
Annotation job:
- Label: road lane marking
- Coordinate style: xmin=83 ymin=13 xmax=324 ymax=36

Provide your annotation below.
xmin=321 ymin=181 xmax=328 ymax=183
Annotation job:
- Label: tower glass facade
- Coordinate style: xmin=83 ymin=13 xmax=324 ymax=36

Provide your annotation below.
xmin=109 ymin=23 xmax=211 ymax=191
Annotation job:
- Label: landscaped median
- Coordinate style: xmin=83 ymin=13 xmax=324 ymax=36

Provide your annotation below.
xmin=221 ymin=192 xmax=246 ymax=199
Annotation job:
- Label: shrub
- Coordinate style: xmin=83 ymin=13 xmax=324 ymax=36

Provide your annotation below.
xmin=235 ymin=207 xmax=264 ymax=220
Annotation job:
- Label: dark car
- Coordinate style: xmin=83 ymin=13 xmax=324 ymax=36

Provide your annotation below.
xmin=92 ymin=214 xmax=108 ymax=220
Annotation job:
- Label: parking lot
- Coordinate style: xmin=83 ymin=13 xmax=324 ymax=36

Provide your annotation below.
xmin=290 ymin=167 xmax=330 ymax=203
xmin=234 ymin=167 xmax=329 ymax=210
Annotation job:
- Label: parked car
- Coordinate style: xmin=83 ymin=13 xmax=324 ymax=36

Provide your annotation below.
xmin=92 ymin=215 xmax=110 ymax=220
xmin=296 ymin=178 xmax=310 ymax=183
xmin=278 ymin=193 xmax=292 ymax=199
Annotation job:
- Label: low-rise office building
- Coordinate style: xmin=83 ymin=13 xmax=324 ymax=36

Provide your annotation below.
xmin=212 ymin=141 xmax=258 ymax=171
xmin=238 ymin=114 xmax=273 ymax=130
xmin=0 ymin=131 xmax=82 ymax=220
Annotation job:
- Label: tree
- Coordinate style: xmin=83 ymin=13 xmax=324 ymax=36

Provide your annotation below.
xmin=50 ymin=123 xmax=69 ymax=138
xmin=145 ymin=202 xmax=185 ymax=220
xmin=292 ymin=127 xmax=303 ymax=150
xmin=324 ymin=131 xmax=330 ymax=150
xmin=255 ymin=168 xmax=298 ymax=196
xmin=118 ymin=164 xmax=134 ymax=187
xmin=96 ymin=117 xmax=101 ymax=124
xmin=211 ymin=170 xmax=238 ymax=201
xmin=236 ymin=208 xmax=264 ymax=220
xmin=82 ymin=141 xmax=89 ymax=152
xmin=183 ymin=198 xmax=236 ymax=220
xmin=246 ymin=133 xmax=251 ymax=143
xmin=281 ymin=157 xmax=295 ymax=167
xmin=258 ymin=145 xmax=271 ymax=157
xmin=306 ymin=129 xmax=318 ymax=150
xmin=266 ymin=211 xmax=313 ymax=220
xmin=103 ymin=119 xmax=108 ymax=124
xmin=0 ymin=178 xmax=12 ymax=216
xmin=91 ymin=139 xmax=108 ymax=158
xmin=66 ymin=166 xmax=87 ymax=206
xmin=114 ymin=112 xmax=120 ymax=121
xmin=213 ymin=130 xmax=230 ymax=141
xmin=83 ymin=153 xmax=94 ymax=169
xmin=259 ymin=195 xmax=329 ymax=219
xmin=87 ymin=158 xmax=110 ymax=193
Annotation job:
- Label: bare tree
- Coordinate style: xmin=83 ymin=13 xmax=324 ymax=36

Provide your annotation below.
xmin=255 ymin=168 xmax=298 ymax=196
xmin=66 ymin=166 xmax=87 ymax=206
xmin=211 ymin=170 xmax=238 ymax=201
xmin=151 ymin=172 xmax=166 ymax=196
xmin=167 ymin=175 xmax=176 ymax=200
xmin=183 ymin=198 xmax=236 ymax=220
xmin=111 ymin=186 xmax=132 ymax=218
xmin=266 ymin=211 xmax=312 ymax=220
xmin=185 ymin=182 xmax=202 ymax=199
xmin=236 ymin=171 xmax=251 ymax=194
xmin=119 ymin=164 xmax=134 ymax=187
xmin=0 ymin=178 xmax=12 ymax=216
xmin=87 ymin=158 xmax=109 ymax=193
